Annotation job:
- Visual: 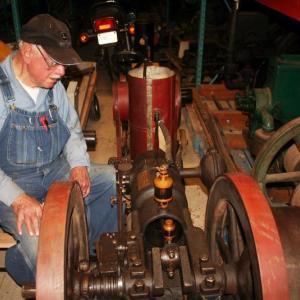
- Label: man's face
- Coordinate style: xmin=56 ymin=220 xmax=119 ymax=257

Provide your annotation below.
xmin=26 ymin=44 xmax=66 ymax=89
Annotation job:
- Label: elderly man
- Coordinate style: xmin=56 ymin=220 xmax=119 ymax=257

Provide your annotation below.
xmin=0 ymin=14 xmax=117 ymax=285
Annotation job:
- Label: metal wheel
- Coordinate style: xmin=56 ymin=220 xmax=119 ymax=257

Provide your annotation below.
xmin=36 ymin=182 xmax=89 ymax=300
xmin=206 ymin=173 xmax=289 ymax=299
xmin=252 ymin=117 xmax=300 ymax=203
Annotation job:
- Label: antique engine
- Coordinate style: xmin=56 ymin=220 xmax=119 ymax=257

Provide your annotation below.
xmin=90 ymin=151 xmax=225 ymax=299
xmin=28 ymin=150 xmax=224 ymax=299
xmin=24 ymin=146 xmax=295 ymax=300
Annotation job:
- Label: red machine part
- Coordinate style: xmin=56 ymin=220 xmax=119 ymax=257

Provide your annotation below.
xmin=36 ymin=182 xmax=89 ymax=300
xmin=127 ymin=66 xmax=181 ymax=160
xmin=112 ymin=79 xmax=129 ymax=158
xmin=257 ymin=0 xmax=300 ymax=21
xmin=206 ymin=173 xmax=290 ymax=299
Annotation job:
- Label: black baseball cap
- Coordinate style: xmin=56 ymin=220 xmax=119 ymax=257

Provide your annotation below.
xmin=21 ymin=14 xmax=82 ymax=65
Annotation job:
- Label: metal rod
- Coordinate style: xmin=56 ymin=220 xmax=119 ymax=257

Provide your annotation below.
xmin=265 ymin=171 xmax=300 ymax=184
xmin=22 ymin=284 xmax=36 ymax=299
xmin=11 ymin=0 xmax=21 ymax=42
xmin=179 ymin=167 xmax=201 ymax=178
xmin=196 ymin=0 xmax=207 ymax=87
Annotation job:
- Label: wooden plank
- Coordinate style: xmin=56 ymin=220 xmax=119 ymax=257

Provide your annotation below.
xmin=223 ymin=130 xmax=248 ymax=149
xmin=229 ymin=100 xmax=236 ymax=110
xmin=67 ymin=80 xmax=79 ymax=110
xmin=0 ymin=271 xmax=22 ymax=299
xmin=218 ymin=100 xmax=230 ymax=110
xmin=77 ymin=74 xmax=90 ymax=117
xmin=197 ymin=84 xmax=240 ymax=100
xmin=213 ymin=111 xmax=248 ymax=130
xmin=0 ymin=230 xmax=15 ymax=249
xmin=202 ymin=100 xmax=218 ymax=112
xmin=183 ymin=105 xmax=209 ymax=155
xmin=79 ymin=69 xmax=97 ymax=129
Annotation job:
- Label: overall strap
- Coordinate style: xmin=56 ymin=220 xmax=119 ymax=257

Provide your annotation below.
xmin=0 ymin=65 xmax=15 ymax=105
xmin=47 ymin=88 xmax=58 ymax=118
xmin=47 ymin=88 xmax=54 ymax=105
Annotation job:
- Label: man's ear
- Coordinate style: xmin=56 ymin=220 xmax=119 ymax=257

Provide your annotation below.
xmin=20 ymin=42 xmax=34 ymax=63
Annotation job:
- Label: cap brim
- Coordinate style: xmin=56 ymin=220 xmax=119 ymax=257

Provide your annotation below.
xmin=43 ymin=46 xmax=82 ymax=65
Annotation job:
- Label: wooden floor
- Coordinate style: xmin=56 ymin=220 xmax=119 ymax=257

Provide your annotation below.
xmin=0 ymin=267 xmax=23 ymax=300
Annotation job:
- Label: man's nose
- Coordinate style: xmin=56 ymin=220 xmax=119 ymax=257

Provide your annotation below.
xmin=55 ymin=65 xmax=65 ymax=76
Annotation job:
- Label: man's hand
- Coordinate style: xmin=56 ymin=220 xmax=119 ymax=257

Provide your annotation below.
xmin=70 ymin=166 xmax=90 ymax=198
xmin=11 ymin=193 xmax=43 ymax=236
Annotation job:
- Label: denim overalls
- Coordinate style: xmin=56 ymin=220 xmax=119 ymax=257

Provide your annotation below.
xmin=0 ymin=66 xmax=117 ymax=284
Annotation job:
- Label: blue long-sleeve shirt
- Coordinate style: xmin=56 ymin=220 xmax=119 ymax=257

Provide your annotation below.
xmin=0 ymin=54 xmax=90 ymax=206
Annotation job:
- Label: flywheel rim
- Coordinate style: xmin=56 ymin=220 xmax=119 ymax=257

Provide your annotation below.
xmin=206 ymin=173 xmax=289 ymax=299
xmin=36 ymin=181 xmax=89 ymax=300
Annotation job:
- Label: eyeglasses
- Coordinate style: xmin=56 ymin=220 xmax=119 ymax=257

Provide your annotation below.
xmin=36 ymin=45 xmax=58 ymax=69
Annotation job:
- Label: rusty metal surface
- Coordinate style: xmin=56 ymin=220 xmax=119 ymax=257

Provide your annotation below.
xmin=112 ymin=80 xmax=129 ymax=122
xmin=227 ymin=173 xmax=290 ymax=300
xmin=36 ymin=181 xmax=89 ymax=300
xmin=206 ymin=173 xmax=290 ymax=299
xmin=272 ymin=206 xmax=300 ymax=298
xmin=128 ymin=66 xmax=179 ymax=160
xmin=113 ymin=80 xmax=129 ymax=157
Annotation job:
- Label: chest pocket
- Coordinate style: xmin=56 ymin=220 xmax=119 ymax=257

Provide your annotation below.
xmin=7 ymin=110 xmax=70 ymax=167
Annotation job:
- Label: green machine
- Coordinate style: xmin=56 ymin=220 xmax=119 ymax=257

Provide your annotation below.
xmin=237 ymin=55 xmax=300 ymax=136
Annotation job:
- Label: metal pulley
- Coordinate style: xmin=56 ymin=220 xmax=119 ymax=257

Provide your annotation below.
xmin=200 ymin=148 xmax=227 ymax=188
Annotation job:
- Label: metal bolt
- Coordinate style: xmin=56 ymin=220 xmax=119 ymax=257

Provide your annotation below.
xmin=134 ymin=280 xmax=145 ymax=292
xmin=133 ymin=258 xmax=142 ymax=267
xmin=110 ymin=196 xmax=117 ymax=205
xmin=200 ymin=255 xmax=209 ymax=262
xmin=167 ymin=269 xmax=174 ymax=279
xmin=168 ymin=249 xmax=175 ymax=259
xmin=130 ymin=255 xmax=137 ymax=261
xmin=205 ymin=275 xmax=215 ymax=288
xmin=79 ymin=260 xmax=90 ymax=272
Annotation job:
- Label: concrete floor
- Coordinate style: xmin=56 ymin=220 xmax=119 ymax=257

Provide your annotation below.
xmin=0 ymin=66 xmax=207 ymax=299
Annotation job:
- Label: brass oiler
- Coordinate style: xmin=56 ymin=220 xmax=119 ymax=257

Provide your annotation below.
xmin=163 ymin=219 xmax=176 ymax=243
xmin=154 ymin=164 xmax=173 ymax=208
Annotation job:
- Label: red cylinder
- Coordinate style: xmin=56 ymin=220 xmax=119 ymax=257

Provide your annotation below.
xmin=128 ymin=66 xmax=180 ymax=160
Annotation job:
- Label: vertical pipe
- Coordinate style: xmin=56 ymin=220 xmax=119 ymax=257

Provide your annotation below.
xmin=166 ymin=0 xmax=170 ymax=25
xmin=195 ymin=0 xmax=207 ymax=87
xmin=11 ymin=0 xmax=21 ymax=42
xmin=68 ymin=0 xmax=73 ymax=16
